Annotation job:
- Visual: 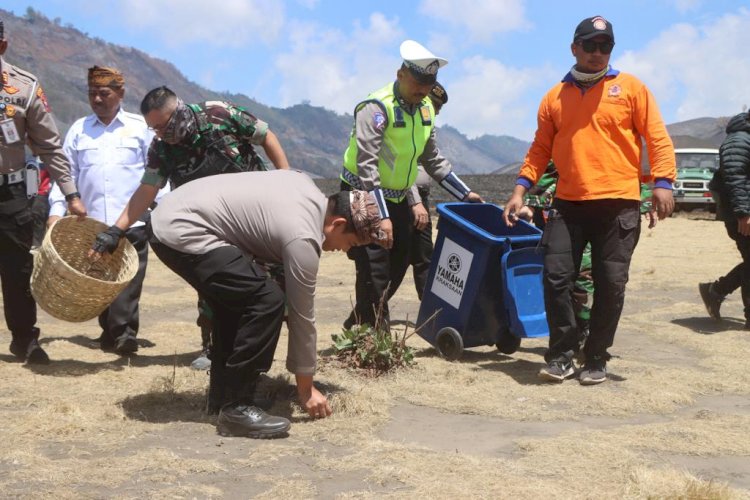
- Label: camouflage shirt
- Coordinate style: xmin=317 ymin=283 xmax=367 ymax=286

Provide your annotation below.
xmin=524 ymin=170 xmax=559 ymax=210
xmin=141 ymin=101 xmax=270 ymax=188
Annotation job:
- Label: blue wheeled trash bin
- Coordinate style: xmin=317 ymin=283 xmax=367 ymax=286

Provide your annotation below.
xmin=416 ymin=202 xmax=548 ymax=360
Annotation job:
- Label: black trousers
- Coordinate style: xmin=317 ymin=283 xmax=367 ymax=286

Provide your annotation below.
xmin=149 ymin=235 xmax=285 ymax=394
xmin=409 ymin=188 xmax=434 ymax=301
xmin=0 ymin=184 xmax=37 ymax=345
xmin=346 ymin=196 xmax=413 ymax=329
xmin=30 ymin=193 xmax=50 ymax=249
xmin=98 ymin=226 xmax=149 ymax=341
xmin=542 ymin=199 xmax=640 ymax=360
xmin=714 ymin=208 xmax=750 ymax=320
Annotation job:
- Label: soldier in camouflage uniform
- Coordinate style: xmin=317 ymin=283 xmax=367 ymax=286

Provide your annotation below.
xmin=0 ymin=19 xmax=87 ymax=364
xmin=522 ymin=162 xmax=655 ymax=358
xmin=90 ymin=86 xmax=289 ymax=404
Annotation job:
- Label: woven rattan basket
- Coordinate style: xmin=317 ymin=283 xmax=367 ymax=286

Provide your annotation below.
xmin=31 ymin=216 xmax=139 ymax=322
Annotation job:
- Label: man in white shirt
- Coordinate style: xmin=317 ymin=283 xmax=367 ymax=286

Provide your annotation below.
xmin=48 ymin=66 xmax=168 ymax=355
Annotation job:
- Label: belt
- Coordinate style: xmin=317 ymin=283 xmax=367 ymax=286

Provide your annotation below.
xmin=341 ymin=169 xmax=407 ymax=200
xmin=0 ymin=169 xmax=26 ymax=186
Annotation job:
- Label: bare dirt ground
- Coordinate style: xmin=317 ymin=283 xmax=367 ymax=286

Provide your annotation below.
xmin=1 ymin=211 xmax=749 ymax=499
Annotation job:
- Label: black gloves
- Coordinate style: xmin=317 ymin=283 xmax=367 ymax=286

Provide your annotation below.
xmin=92 ymin=225 xmax=125 ymax=254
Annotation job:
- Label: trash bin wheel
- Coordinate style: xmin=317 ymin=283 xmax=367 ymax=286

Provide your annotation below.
xmin=496 ymin=332 xmax=521 ymax=354
xmin=436 ymin=327 xmax=463 ymax=361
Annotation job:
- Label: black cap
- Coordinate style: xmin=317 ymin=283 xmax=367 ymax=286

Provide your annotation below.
xmin=574 ymin=16 xmax=614 ymax=43
xmin=0 ymin=20 xmax=4 ymax=40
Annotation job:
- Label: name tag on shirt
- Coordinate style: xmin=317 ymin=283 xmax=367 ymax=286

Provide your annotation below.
xmin=1 ymin=119 xmax=21 ymax=144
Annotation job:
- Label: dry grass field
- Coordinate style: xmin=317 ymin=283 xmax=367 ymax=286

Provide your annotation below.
xmin=0 ymin=212 xmax=749 ymax=499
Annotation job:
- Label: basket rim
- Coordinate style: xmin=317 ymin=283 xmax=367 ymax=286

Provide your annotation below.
xmin=46 ymin=216 xmax=137 ymax=286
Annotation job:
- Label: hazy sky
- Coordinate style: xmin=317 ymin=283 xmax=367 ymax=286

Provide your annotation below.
xmin=3 ymin=1 xmax=748 ymax=140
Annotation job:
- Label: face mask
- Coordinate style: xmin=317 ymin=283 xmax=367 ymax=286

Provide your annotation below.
xmin=162 ymin=98 xmax=196 ymax=144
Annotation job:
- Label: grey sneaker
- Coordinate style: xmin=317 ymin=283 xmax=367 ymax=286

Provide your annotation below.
xmin=538 ymin=355 xmax=575 ymax=382
xmin=699 ymin=282 xmax=724 ymax=321
xmin=191 ymin=349 xmax=211 ymax=371
xmin=579 ymin=357 xmax=607 ymax=385
xmin=217 ymin=404 xmax=290 ymax=439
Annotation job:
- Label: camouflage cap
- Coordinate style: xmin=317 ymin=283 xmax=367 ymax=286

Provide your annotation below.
xmin=0 ymin=20 xmax=5 ymax=40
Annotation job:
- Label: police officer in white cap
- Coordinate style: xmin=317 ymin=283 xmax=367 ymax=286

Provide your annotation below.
xmin=340 ymin=40 xmax=482 ymax=331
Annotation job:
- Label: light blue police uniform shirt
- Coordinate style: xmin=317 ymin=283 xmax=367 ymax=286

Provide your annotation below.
xmin=49 ymin=107 xmax=169 ymax=226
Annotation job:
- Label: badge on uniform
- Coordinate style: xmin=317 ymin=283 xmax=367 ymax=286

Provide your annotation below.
xmin=608 ymin=84 xmax=622 ymax=98
xmin=419 ymin=105 xmax=432 ymax=125
xmin=5 ymin=104 xmax=16 ymax=117
xmin=1 ymin=118 xmax=21 ymax=144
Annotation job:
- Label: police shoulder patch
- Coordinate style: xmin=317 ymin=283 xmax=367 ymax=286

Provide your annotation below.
xmin=36 ymin=86 xmax=51 ymax=112
xmin=373 ymin=111 xmax=386 ymax=130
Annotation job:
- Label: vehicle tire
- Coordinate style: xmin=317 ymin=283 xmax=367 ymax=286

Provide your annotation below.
xmin=496 ymin=332 xmax=521 ymax=354
xmin=435 ymin=327 xmax=463 ymax=361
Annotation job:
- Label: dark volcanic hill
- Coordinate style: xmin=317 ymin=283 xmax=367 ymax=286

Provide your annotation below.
xmin=0 ymin=7 xmax=732 ymax=177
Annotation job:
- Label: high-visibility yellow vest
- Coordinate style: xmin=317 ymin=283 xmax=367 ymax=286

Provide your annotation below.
xmin=342 ymin=83 xmax=434 ymax=201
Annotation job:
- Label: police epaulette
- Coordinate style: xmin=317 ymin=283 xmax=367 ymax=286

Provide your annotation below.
xmin=7 ymin=64 xmax=37 ymax=84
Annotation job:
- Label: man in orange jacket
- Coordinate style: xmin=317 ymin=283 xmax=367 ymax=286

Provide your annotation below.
xmin=503 ymin=15 xmax=676 ymax=385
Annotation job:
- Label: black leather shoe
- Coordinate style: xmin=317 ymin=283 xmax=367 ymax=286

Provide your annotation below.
xmin=217 ymin=404 xmax=290 ymax=439
xmin=9 ymin=340 xmax=26 ymax=361
xmin=10 ymin=339 xmax=50 ymax=364
xmin=98 ymin=332 xmax=115 ymax=351
xmin=26 ymin=339 xmax=50 ymax=365
xmin=114 ymin=334 xmax=138 ymax=355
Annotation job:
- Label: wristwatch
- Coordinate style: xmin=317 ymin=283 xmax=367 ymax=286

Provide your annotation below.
xmin=65 ymin=191 xmax=81 ymax=201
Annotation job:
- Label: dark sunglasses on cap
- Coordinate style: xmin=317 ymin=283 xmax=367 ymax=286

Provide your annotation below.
xmin=576 ymin=39 xmax=615 ymax=55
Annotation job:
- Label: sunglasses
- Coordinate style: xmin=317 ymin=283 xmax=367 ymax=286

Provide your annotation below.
xmin=577 ymin=40 xmax=615 ymax=55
